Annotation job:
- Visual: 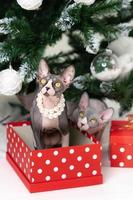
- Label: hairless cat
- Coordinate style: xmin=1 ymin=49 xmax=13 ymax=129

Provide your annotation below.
xmin=30 ymin=59 xmax=75 ymax=149
xmin=68 ymin=92 xmax=114 ymax=140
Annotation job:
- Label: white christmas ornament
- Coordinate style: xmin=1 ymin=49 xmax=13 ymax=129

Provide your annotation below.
xmin=17 ymin=0 xmax=43 ymax=10
xmin=74 ymin=0 xmax=95 ymax=5
xmin=0 ymin=66 xmax=22 ymax=96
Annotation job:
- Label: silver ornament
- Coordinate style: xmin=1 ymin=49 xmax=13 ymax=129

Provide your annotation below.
xmin=90 ymin=50 xmax=122 ymax=81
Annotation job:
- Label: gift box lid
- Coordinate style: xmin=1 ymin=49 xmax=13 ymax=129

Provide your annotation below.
xmin=110 ymin=120 xmax=133 ymax=144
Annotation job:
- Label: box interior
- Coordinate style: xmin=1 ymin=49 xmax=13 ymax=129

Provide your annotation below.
xmin=13 ymin=125 xmax=94 ymax=150
xmin=14 ymin=126 xmax=35 ymax=150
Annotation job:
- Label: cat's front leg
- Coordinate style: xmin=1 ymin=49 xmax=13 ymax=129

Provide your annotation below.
xmin=95 ymin=128 xmax=104 ymax=141
xmin=32 ymin=129 xmax=44 ymax=149
xmin=62 ymin=133 xmax=69 ymax=147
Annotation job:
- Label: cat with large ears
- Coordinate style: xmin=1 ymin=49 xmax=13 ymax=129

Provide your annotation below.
xmin=30 ymin=59 xmax=75 ymax=149
xmin=69 ymin=92 xmax=114 ymax=140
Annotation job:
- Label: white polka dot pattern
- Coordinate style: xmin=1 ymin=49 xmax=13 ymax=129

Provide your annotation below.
xmin=111 ymin=143 xmax=133 ymax=168
xmin=92 ymin=170 xmax=97 ymax=175
xmin=110 ymin=121 xmax=133 ymax=168
xmin=7 ymin=122 xmax=32 ymax=181
xmin=32 ymin=178 xmax=35 ymax=183
xmin=53 ymin=151 xmax=59 ymax=156
xmin=120 ymin=147 xmax=125 ymax=152
xmin=77 ymin=172 xmax=82 ymax=177
xmin=45 ymin=160 xmax=51 ymax=165
xmin=69 ymin=165 xmax=74 ymax=170
xmin=92 ymin=154 xmax=97 ymax=160
xmin=69 ymin=149 xmax=74 ymax=154
xmin=37 ymin=152 xmax=42 ymax=158
xmin=61 ymin=174 xmax=67 ymax=179
xmin=7 ymin=121 xmax=102 ymax=184
xmin=112 ymin=154 xmax=117 ymax=160
xmin=85 ymin=147 xmax=90 ymax=152
xmin=37 ymin=169 xmax=43 ymax=174
xmin=77 ymin=156 xmax=82 ymax=161
xmin=61 ymin=158 xmax=67 ymax=163
xmin=85 ymin=163 xmax=90 ymax=168
xmin=119 ymin=162 xmax=124 ymax=167
xmin=127 ymin=155 xmax=132 ymax=160
xmin=53 ymin=167 xmax=59 ymax=172
xmin=45 ymin=176 xmax=51 ymax=181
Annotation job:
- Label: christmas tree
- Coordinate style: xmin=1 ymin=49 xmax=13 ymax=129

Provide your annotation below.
xmin=0 ymin=0 xmax=133 ymax=115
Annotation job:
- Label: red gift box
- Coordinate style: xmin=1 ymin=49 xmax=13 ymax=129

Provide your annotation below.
xmin=110 ymin=120 xmax=133 ymax=168
xmin=6 ymin=121 xmax=103 ymax=193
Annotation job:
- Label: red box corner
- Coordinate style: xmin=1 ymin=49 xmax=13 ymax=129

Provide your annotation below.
xmin=110 ymin=120 xmax=133 ymax=168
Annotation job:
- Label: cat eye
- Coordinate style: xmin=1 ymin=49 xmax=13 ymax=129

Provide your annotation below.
xmin=79 ymin=111 xmax=84 ymax=118
xmin=55 ymin=81 xmax=61 ymax=88
xmin=40 ymin=78 xmax=47 ymax=85
xmin=90 ymin=118 xmax=97 ymax=124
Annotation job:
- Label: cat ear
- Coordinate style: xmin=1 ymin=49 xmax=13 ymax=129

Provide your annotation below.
xmin=61 ymin=65 xmax=75 ymax=86
xmin=38 ymin=59 xmax=50 ymax=78
xmin=79 ymin=92 xmax=90 ymax=111
xmin=100 ymin=108 xmax=114 ymax=123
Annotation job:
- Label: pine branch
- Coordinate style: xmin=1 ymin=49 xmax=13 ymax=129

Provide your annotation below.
xmin=69 ymin=0 xmax=122 ymax=23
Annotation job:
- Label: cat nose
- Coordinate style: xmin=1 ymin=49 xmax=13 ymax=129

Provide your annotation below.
xmin=46 ymin=86 xmax=50 ymax=91
xmin=81 ymin=123 xmax=84 ymax=127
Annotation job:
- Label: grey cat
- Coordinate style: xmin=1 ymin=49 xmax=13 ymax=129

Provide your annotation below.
xmin=68 ymin=92 xmax=114 ymax=140
xmin=30 ymin=59 xmax=75 ymax=149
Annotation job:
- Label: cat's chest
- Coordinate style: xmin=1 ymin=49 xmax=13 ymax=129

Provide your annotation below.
xmin=42 ymin=116 xmax=59 ymax=130
xmin=37 ymin=95 xmax=62 ymax=129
